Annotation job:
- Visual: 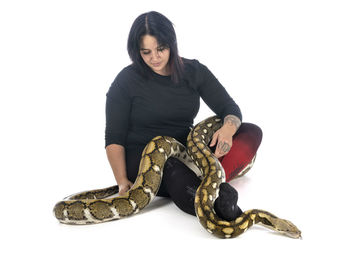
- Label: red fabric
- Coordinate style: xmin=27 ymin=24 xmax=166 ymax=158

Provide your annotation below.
xmin=213 ymin=123 xmax=263 ymax=182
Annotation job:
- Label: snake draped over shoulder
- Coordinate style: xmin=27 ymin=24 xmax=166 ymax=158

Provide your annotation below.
xmin=53 ymin=115 xmax=301 ymax=239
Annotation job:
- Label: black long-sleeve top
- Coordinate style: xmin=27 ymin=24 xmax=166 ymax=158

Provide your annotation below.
xmin=105 ymin=57 xmax=242 ymax=149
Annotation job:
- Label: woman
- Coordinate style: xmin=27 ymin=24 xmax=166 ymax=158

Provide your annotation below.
xmin=105 ymin=11 xmax=262 ymax=221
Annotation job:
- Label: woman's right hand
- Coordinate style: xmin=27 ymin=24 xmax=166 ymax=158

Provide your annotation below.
xmin=118 ymin=179 xmax=134 ymax=196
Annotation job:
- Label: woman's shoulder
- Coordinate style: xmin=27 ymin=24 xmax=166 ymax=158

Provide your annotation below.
xmin=181 ymin=57 xmax=209 ymax=84
xmin=107 ymin=64 xmax=140 ymax=98
xmin=182 ymin=57 xmax=201 ymax=70
xmin=116 ymin=64 xmax=139 ymax=81
xmin=111 ymin=64 xmax=143 ymax=88
xmin=182 ymin=57 xmax=211 ymax=78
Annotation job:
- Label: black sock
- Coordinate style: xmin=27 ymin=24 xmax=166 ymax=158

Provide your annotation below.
xmin=163 ymin=157 xmax=243 ymax=220
xmin=214 ymin=182 xmax=243 ymax=221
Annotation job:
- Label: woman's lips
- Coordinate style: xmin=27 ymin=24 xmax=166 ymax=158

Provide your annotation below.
xmin=152 ymin=62 xmax=161 ymax=67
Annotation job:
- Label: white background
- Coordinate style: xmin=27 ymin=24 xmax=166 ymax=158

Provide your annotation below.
xmin=1 ymin=0 xmax=349 ymax=259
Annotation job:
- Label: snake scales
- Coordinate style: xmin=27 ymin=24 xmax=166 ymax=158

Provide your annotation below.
xmin=53 ymin=115 xmax=301 ymax=239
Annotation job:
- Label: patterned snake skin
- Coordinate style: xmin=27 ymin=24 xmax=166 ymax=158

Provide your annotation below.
xmin=53 ymin=115 xmax=301 ymax=239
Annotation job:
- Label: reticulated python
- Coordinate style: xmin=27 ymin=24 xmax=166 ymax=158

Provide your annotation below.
xmin=53 ymin=115 xmax=301 ymax=239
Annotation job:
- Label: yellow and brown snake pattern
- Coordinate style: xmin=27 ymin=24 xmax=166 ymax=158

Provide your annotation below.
xmin=53 ymin=115 xmax=301 ymax=239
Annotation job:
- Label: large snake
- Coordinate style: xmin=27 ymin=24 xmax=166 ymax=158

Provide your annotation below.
xmin=53 ymin=115 xmax=301 ymax=239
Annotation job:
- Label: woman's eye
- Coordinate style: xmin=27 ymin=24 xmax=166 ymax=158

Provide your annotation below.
xmin=142 ymin=47 xmax=166 ymax=55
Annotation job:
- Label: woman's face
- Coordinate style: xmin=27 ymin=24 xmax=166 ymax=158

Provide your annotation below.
xmin=139 ymin=35 xmax=170 ymax=76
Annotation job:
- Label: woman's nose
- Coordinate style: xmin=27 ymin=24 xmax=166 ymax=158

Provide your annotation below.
xmin=151 ymin=51 xmax=161 ymax=60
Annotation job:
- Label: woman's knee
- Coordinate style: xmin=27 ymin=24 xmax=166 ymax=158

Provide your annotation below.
xmin=236 ymin=122 xmax=263 ymax=149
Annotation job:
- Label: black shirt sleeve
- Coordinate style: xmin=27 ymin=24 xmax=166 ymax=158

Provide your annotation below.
xmin=105 ymin=73 xmax=131 ymax=148
xmin=196 ymin=60 xmax=242 ymax=122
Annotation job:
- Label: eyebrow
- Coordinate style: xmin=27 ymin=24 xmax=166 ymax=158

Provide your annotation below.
xmin=140 ymin=46 xmax=165 ymax=51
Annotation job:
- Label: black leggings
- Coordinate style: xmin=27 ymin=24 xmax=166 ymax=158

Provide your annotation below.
xmin=126 ymin=145 xmax=204 ymax=215
xmin=125 ymin=122 xmax=262 ymax=216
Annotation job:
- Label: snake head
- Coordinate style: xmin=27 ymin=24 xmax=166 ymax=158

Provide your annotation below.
xmin=270 ymin=218 xmax=302 ymax=239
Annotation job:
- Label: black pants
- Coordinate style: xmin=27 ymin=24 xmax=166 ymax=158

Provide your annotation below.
xmin=126 ymin=144 xmax=190 ymax=197
xmin=126 ymin=137 xmax=234 ymax=216
xmin=126 ymin=144 xmax=206 ymax=215
xmin=125 ymin=122 xmax=262 ymax=216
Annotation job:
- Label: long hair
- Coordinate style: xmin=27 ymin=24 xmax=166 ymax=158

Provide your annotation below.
xmin=127 ymin=11 xmax=185 ymax=84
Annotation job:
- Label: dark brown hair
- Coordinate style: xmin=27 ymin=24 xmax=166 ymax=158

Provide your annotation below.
xmin=127 ymin=11 xmax=185 ymax=84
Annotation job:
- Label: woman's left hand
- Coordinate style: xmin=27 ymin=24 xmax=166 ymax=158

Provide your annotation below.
xmin=209 ymin=125 xmax=237 ymax=158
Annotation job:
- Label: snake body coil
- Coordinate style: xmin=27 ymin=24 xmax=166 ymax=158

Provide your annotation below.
xmin=53 ymin=115 xmax=301 ymax=239
xmin=186 ymin=116 xmax=301 ymax=238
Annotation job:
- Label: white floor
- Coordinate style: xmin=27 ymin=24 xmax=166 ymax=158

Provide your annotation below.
xmin=1 ymin=1 xmax=349 ymax=259
xmin=2 ymin=127 xmax=349 ymax=259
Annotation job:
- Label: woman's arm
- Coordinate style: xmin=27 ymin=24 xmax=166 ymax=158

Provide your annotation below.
xmin=105 ymin=72 xmax=133 ymax=194
xmin=195 ymin=60 xmax=243 ymax=158
xmin=106 ymin=144 xmax=127 ymax=183
xmin=106 ymin=144 xmax=133 ymax=195
xmin=210 ymin=114 xmax=241 ymax=158
xmin=195 ymin=60 xmax=242 ymax=122
xmin=223 ymin=114 xmax=241 ymax=130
